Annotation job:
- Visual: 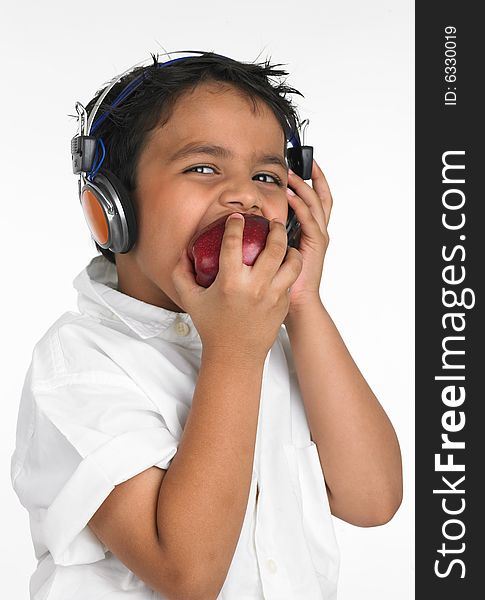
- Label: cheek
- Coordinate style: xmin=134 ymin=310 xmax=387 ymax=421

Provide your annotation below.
xmin=136 ymin=202 xmax=205 ymax=261
xmin=273 ymin=194 xmax=290 ymax=223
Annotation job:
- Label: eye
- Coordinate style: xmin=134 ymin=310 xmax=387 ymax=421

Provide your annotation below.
xmin=185 ymin=165 xmax=216 ymax=175
xmin=254 ymin=173 xmax=283 ymax=186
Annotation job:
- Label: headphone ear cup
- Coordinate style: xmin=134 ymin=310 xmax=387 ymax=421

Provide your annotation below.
xmin=99 ymin=168 xmax=138 ymax=253
xmin=79 ymin=181 xmax=111 ymax=249
xmin=80 ymin=169 xmax=137 ymax=254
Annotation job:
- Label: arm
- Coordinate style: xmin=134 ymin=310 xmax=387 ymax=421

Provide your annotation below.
xmin=89 ymin=349 xmax=264 ymax=600
xmin=285 ymin=299 xmax=403 ymax=527
xmin=282 ymin=159 xmax=402 ymax=527
xmin=156 ymin=347 xmax=265 ymax=599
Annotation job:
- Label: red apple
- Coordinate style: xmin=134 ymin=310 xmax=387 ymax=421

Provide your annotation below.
xmin=188 ymin=213 xmax=271 ymax=287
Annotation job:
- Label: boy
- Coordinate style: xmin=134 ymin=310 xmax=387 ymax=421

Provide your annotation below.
xmin=11 ymin=51 xmax=402 ymax=600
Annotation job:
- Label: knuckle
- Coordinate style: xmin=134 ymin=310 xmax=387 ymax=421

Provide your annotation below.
xmin=270 ymin=220 xmax=286 ymax=235
xmin=222 ymin=228 xmax=241 ymax=242
xmin=288 ymin=246 xmax=302 ymax=260
xmin=290 ymin=253 xmax=303 ymax=272
xmin=268 ymin=237 xmax=287 ymax=256
xmin=314 ymin=229 xmax=324 ymax=241
xmin=291 ymin=262 xmax=302 ymax=277
xmin=267 ymin=290 xmax=280 ymax=307
xmin=270 ymin=290 xmax=284 ymax=307
xmin=223 ymin=231 xmax=240 ymax=245
xmin=255 ymin=289 xmax=266 ymax=304
xmin=224 ymin=221 xmax=242 ymax=235
xmin=219 ymin=284 xmax=238 ymax=299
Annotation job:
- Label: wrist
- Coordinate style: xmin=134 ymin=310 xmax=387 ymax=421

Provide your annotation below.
xmin=201 ymin=344 xmax=267 ymax=371
xmin=285 ymin=295 xmax=324 ymax=325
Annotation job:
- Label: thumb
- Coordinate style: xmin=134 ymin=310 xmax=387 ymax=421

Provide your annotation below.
xmin=171 ymin=246 xmax=201 ymax=300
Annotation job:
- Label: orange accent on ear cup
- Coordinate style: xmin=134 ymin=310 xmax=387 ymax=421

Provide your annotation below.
xmin=81 ymin=188 xmax=109 ymax=245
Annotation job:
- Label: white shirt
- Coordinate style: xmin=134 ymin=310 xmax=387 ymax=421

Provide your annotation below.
xmin=11 ymin=255 xmax=340 ymax=599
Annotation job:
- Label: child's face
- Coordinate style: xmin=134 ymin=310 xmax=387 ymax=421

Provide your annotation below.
xmin=115 ymin=81 xmax=290 ymax=312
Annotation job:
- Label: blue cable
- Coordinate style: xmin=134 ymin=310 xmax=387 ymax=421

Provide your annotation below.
xmin=87 ymin=141 xmax=99 ymax=180
xmin=87 ymin=138 xmax=106 ymax=181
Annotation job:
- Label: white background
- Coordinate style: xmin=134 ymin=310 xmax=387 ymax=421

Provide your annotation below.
xmin=1 ymin=1 xmax=414 ymax=598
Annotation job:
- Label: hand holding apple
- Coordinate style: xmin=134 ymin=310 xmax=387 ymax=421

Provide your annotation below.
xmin=188 ymin=213 xmax=273 ymax=287
xmin=171 ymin=213 xmax=303 ymax=361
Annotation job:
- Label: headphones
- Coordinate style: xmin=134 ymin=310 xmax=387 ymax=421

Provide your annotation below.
xmin=71 ymin=50 xmax=313 ymax=254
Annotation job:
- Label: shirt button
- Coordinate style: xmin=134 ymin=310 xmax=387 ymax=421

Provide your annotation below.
xmin=266 ymin=559 xmax=278 ymax=574
xmin=174 ymin=320 xmax=190 ymax=336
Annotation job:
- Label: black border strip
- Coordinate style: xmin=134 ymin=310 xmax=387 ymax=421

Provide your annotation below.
xmin=415 ymin=3 xmax=482 ymax=597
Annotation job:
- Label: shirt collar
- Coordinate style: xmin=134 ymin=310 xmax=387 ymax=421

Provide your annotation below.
xmin=72 ymin=255 xmax=199 ymax=341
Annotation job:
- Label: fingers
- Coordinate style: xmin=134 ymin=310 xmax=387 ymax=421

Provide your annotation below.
xmin=199 ymin=212 xmax=301 ymax=295
xmin=288 ymin=159 xmax=333 ymax=229
xmin=171 ymin=245 xmax=200 ymax=301
xmin=310 ymin=159 xmax=333 ymax=227
xmin=286 ymin=185 xmax=329 ymax=246
xmin=217 ymin=212 xmax=246 ymax=276
xmin=271 ymin=246 xmax=303 ymax=292
xmin=252 ymin=218 xmax=289 ymax=279
xmin=253 ymin=219 xmax=303 ymax=293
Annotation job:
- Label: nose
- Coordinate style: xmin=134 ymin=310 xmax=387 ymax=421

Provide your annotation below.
xmin=218 ymin=179 xmax=263 ymax=214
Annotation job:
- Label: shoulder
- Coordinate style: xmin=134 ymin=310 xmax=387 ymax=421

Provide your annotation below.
xmin=27 ymin=309 xmax=194 ymax=412
xmin=29 ymin=310 xmax=141 ymax=389
xmin=30 ymin=311 xmax=86 ymax=382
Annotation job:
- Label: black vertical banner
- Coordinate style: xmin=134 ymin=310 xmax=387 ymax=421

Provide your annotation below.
xmin=416 ymin=3 xmax=482 ymax=598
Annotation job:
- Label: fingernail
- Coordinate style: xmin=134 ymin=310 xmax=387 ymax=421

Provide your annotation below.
xmin=286 ymin=187 xmax=296 ymax=196
xmin=227 ymin=212 xmax=244 ymax=221
xmin=288 ymin=169 xmax=295 ymax=175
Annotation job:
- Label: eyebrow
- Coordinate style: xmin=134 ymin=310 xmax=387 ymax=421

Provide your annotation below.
xmin=168 ymin=142 xmax=288 ymax=171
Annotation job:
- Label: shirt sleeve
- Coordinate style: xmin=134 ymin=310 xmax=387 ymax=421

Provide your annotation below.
xmin=12 ymin=370 xmax=179 ymax=567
